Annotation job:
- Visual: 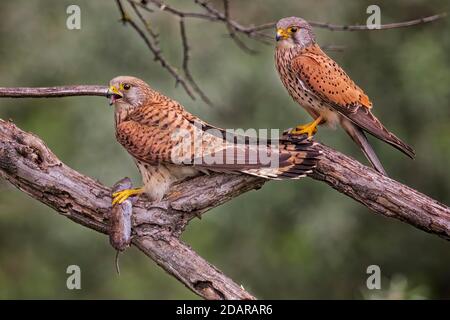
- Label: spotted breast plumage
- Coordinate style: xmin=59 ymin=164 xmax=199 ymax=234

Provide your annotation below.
xmin=275 ymin=16 xmax=415 ymax=175
xmin=106 ymin=76 xmax=320 ymax=204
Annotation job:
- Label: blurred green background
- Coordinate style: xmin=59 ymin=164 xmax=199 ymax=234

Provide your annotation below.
xmin=0 ymin=0 xmax=449 ymax=299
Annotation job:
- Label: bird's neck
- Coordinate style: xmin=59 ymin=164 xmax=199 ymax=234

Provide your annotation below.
xmin=114 ymin=102 xmax=135 ymax=126
xmin=276 ymin=43 xmax=303 ymax=57
xmin=277 ymin=42 xmax=317 ymax=56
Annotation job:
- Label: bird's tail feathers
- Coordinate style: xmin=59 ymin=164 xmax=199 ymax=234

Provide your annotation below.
xmin=341 ymin=119 xmax=387 ymax=175
xmin=342 ymin=107 xmax=415 ymax=159
xmin=242 ymin=134 xmax=321 ymax=179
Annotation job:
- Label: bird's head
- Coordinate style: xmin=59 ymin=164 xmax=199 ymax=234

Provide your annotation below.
xmin=107 ymin=76 xmax=153 ymax=108
xmin=275 ymin=17 xmax=315 ymax=49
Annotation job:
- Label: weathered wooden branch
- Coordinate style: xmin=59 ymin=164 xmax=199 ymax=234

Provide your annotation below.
xmin=311 ymin=144 xmax=450 ymax=240
xmin=0 ymin=118 xmax=259 ymax=300
xmin=0 ymin=85 xmax=108 ymax=98
xmin=0 ymin=86 xmax=449 ymax=299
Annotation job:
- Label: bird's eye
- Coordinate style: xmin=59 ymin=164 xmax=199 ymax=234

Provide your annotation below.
xmin=290 ymin=27 xmax=298 ymax=33
xmin=123 ymin=83 xmax=131 ymax=90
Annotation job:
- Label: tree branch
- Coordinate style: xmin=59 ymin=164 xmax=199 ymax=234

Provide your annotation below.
xmin=0 ymin=85 xmax=108 ymax=98
xmin=0 ymin=86 xmax=449 ymax=299
xmin=311 ymin=144 xmax=450 ymax=240
xmin=0 ymin=118 xmax=259 ymax=300
xmin=308 ymin=12 xmax=447 ymax=31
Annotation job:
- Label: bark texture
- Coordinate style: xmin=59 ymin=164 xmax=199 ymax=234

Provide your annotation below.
xmin=0 ymin=116 xmax=449 ymax=299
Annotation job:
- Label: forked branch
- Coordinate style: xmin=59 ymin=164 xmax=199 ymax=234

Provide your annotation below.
xmin=0 ymin=87 xmax=449 ymax=300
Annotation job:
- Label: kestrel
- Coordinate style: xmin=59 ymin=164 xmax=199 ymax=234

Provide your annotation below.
xmin=106 ymin=76 xmax=320 ymax=204
xmin=275 ymin=17 xmax=415 ymax=175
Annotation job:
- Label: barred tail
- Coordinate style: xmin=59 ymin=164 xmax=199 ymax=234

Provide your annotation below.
xmin=242 ymin=134 xmax=321 ymax=180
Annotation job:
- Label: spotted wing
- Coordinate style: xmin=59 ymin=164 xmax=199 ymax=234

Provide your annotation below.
xmin=291 ymin=45 xmax=414 ymax=158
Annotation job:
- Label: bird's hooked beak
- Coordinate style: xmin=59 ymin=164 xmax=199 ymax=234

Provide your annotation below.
xmin=276 ymin=28 xmax=289 ymax=41
xmin=106 ymin=85 xmax=123 ymax=106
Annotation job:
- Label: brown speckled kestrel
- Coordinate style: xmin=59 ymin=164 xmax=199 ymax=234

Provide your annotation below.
xmin=106 ymin=76 xmax=320 ymax=204
xmin=275 ymin=17 xmax=415 ymax=175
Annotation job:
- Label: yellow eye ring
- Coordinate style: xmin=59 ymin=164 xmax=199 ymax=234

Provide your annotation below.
xmin=290 ymin=27 xmax=298 ymax=33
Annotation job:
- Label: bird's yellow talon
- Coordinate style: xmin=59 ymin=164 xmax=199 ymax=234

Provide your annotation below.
xmin=289 ymin=116 xmax=322 ymax=139
xmin=290 ymin=124 xmax=317 ymax=138
xmin=111 ymin=188 xmax=143 ymax=206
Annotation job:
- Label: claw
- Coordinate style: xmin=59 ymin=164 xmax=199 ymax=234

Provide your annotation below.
xmin=289 ymin=116 xmax=322 ymax=139
xmin=112 ymin=188 xmax=143 ymax=205
xmin=290 ymin=124 xmax=318 ymax=138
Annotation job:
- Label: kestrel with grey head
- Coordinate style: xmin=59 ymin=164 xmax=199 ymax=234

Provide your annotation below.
xmin=275 ymin=16 xmax=415 ymax=175
xmin=106 ymin=76 xmax=320 ymax=204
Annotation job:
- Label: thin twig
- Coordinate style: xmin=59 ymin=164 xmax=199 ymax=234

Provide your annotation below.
xmin=119 ymin=0 xmax=214 ymax=106
xmin=131 ymin=1 xmax=212 ymax=105
xmin=115 ymin=0 xmax=197 ymax=100
xmin=129 ymin=0 xmax=159 ymax=44
xmin=194 ymin=0 xmax=270 ymax=42
xmin=308 ymin=12 xmax=447 ymax=31
xmin=137 ymin=0 xmax=216 ymax=20
xmin=128 ymin=0 xmax=154 ymax=13
xmin=228 ymin=12 xmax=448 ymax=32
xmin=222 ymin=0 xmax=257 ymax=54
xmin=179 ymin=18 xmax=213 ymax=106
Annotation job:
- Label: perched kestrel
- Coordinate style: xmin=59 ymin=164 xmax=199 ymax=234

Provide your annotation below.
xmin=106 ymin=76 xmax=320 ymax=204
xmin=275 ymin=17 xmax=415 ymax=175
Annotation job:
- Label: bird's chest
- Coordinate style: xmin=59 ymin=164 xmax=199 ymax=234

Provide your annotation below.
xmin=276 ymin=50 xmax=324 ymax=112
xmin=275 ymin=49 xmax=339 ymax=127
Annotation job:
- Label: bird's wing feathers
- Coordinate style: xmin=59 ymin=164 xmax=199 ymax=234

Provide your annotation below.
xmin=116 ymin=120 xmax=170 ymax=165
xmin=242 ymin=135 xmax=320 ymax=179
xmin=334 ymin=104 xmax=415 ymax=158
xmin=291 ymin=45 xmax=414 ymax=158
xmin=116 ymin=101 xmax=320 ymax=178
xmin=291 ymin=46 xmax=372 ymax=109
